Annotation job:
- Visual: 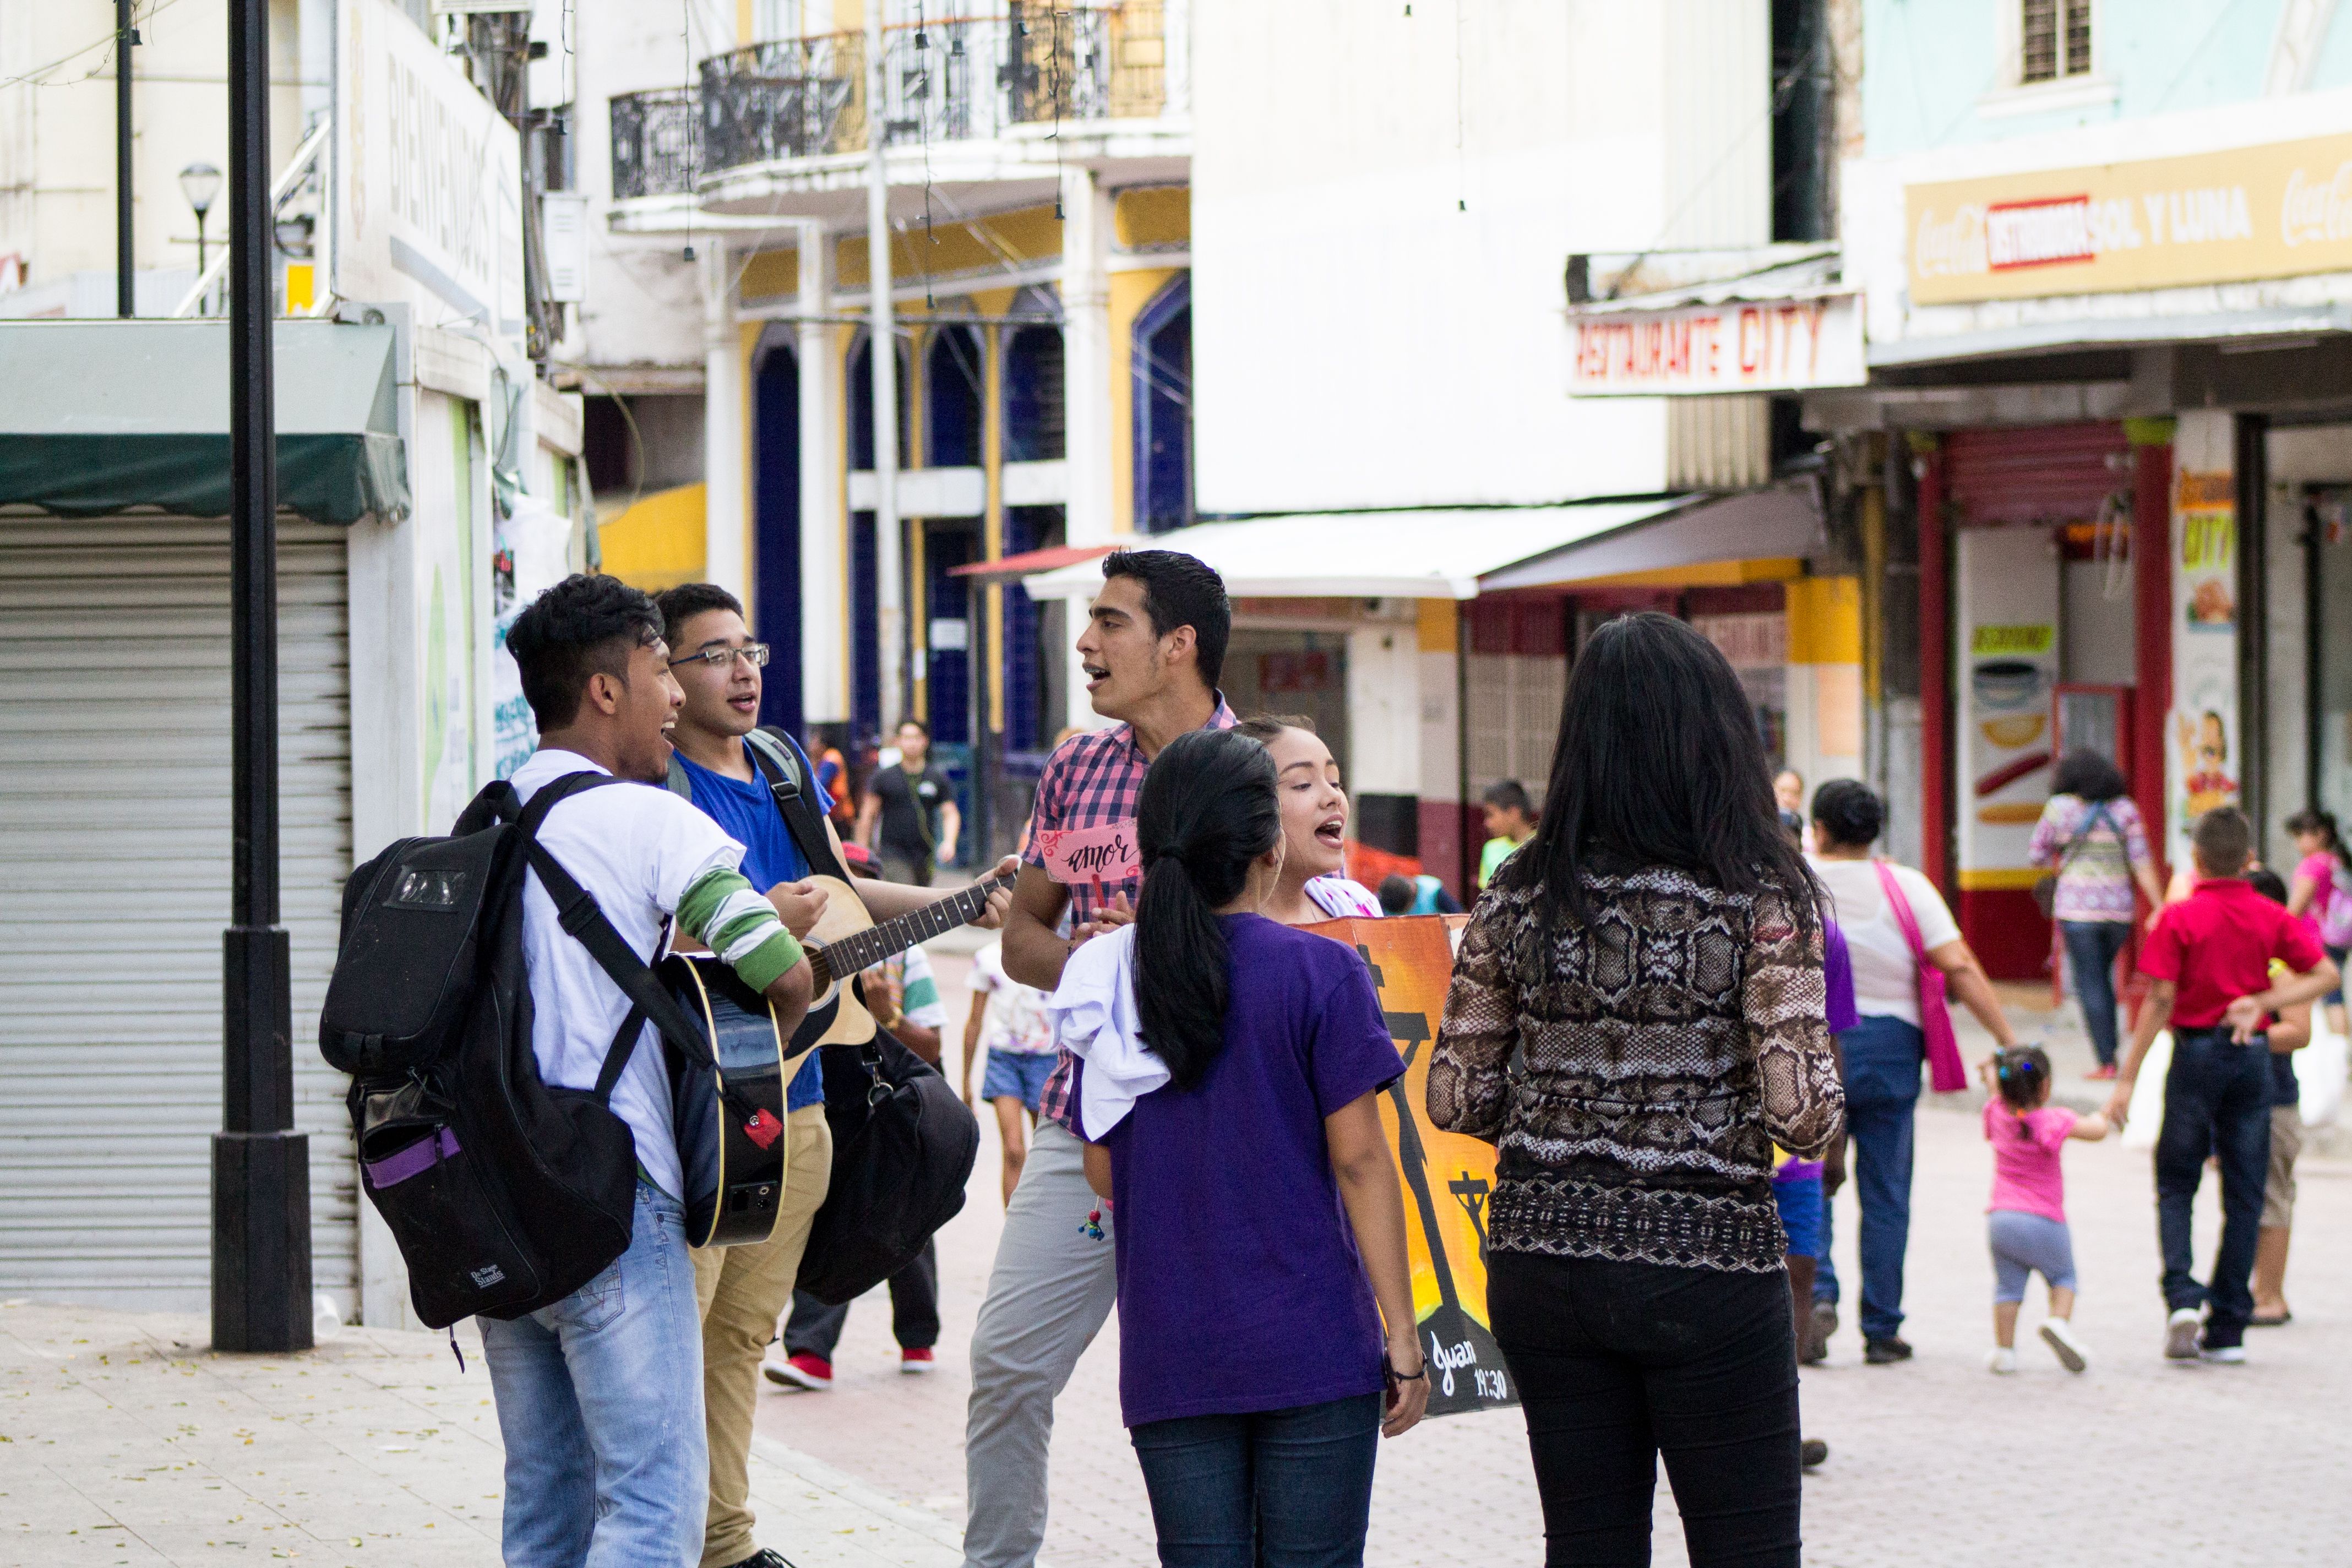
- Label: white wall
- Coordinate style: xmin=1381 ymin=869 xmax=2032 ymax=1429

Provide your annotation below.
xmin=559 ymin=0 xmax=727 ymax=377
xmin=1189 ymin=0 xmax=1768 ymax=515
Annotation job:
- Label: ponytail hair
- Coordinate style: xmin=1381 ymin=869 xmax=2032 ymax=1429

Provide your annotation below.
xmin=1133 ymin=728 xmax=1282 ymax=1090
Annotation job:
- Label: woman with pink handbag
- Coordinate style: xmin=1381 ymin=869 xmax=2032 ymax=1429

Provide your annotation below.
xmin=1806 ymin=780 xmax=2018 ymax=1365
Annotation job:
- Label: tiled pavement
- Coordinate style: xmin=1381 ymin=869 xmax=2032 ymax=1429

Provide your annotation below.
xmin=6 ymin=943 xmax=2349 ymax=1565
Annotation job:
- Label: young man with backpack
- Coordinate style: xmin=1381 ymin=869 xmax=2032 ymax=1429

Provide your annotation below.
xmin=481 ymin=574 xmax=817 ymax=1565
xmin=652 ymin=582 xmax=1012 ymax=1568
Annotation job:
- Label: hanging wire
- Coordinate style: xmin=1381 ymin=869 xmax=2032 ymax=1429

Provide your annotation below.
xmin=682 ymin=0 xmax=698 ymax=262
xmin=1051 ymin=8 xmax=1066 ymax=219
xmin=917 ymin=0 xmax=938 ymax=308
xmin=1 ymin=0 xmax=178 ymax=90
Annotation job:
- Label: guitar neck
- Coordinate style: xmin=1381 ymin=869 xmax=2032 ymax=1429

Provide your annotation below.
xmin=810 ymin=872 xmax=1014 ymax=987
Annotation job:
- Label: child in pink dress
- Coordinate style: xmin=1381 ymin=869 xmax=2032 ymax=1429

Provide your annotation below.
xmin=1983 ymin=1046 xmax=2110 ymax=1374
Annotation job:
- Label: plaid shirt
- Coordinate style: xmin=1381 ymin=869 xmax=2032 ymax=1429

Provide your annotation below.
xmin=1032 ymin=694 xmax=1237 ymax=1128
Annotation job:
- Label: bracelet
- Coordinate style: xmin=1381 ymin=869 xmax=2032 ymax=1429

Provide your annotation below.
xmin=1382 ymin=1354 xmax=1427 ymax=1384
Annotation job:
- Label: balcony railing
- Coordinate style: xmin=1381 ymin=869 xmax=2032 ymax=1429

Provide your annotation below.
xmin=698 ymin=2 xmax=1166 ymax=178
xmin=611 ymin=86 xmax=703 ymax=199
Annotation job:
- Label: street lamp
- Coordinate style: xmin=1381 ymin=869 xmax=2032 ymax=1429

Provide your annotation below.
xmin=180 ymin=160 xmax=221 ymax=274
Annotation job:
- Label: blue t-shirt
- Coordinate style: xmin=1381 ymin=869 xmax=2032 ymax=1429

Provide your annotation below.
xmin=675 ymin=737 xmax=835 ymax=1109
xmin=1095 ymin=916 xmax=1406 ymax=1428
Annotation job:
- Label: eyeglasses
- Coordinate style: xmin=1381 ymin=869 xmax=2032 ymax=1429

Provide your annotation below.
xmin=668 ymin=642 xmax=771 ymax=670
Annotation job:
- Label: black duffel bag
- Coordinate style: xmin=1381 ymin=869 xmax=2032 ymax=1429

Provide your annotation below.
xmin=795 ymin=1032 xmax=980 ymax=1304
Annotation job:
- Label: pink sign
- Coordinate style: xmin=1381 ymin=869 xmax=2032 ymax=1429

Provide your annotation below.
xmin=1035 ymin=820 xmax=1139 ymax=890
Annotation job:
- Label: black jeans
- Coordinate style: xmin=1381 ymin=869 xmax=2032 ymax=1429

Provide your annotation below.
xmin=783 ymin=1238 xmax=940 ymax=1355
xmin=2059 ymin=919 xmax=2133 ymax=1066
xmin=2155 ymin=1027 xmax=2272 ymax=1348
xmin=1129 ymin=1392 xmax=1381 ymax=1568
xmin=1489 ymin=1250 xmax=1800 ymax=1567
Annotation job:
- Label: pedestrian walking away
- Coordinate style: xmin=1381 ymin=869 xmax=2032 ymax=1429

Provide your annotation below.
xmin=482 ymin=575 xmax=817 ymax=1567
xmin=859 ymin=717 xmax=959 ymax=884
xmin=1778 ymin=908 xmax=1855 ymax=1461
xmin=1060 ymin=727 xmax=1427 ymax=1567
xmin=2029 ymin=750 xmax=2165 ymax=1077
xmin=1808 ymin=778 xmax=2018 ymax=1364
xmin=1430 ymin=612 xmax=1844 ymax=1568
xmin=1476 ymin=779 xmax=1536 ymax=891
xmin=653 ymin=582 xmax=1011 ymax=1568
xmin=2105 ymin=807 xmax=2338 ymax=1363
xmin=966 ymin=549 xmax=1239 ymax=1568
xmin=1978 ymin=1046 xmax=2108 ymax=1376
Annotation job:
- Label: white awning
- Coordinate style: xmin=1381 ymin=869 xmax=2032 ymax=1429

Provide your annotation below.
xmin=1478 ymin=480 xmax=1825 ymax=590
xmin=1020 ymin=497 xmax=1693 ymax=601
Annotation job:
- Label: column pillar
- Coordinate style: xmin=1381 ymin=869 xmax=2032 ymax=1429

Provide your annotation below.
xmin=702 ymin=242 xmax=748 ymax=604
xmin=1060 ymin=163 xmax=1115 ymax=729
xmin=797 ymin=222 xmax=848 ymax=723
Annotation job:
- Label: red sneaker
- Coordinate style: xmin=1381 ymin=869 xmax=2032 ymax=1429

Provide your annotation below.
xmin=900 ymin=1346 xmax=938 ymax=1374
xmin=2087 ymin=1064 xmax=2118 ymax=1081
xmin=762 ymin=1351 xmax=833 ymax=1390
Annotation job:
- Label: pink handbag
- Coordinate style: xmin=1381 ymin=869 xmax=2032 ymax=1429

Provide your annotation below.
xmin=1872 ymin=861 xmax=1969 ymax=1093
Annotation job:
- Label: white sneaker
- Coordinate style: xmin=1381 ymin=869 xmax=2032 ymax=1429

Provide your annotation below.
xmin=1985 ymin=1346 xmax=2017 ymax=1374
xmin=2200 ymin=1343 xmax=2247 ymax=1365
xmin=2163 ymin=1308 xmax=2203 ymax=1361
xmin=2039 ymin=1319 xmax=2088 ymax=1374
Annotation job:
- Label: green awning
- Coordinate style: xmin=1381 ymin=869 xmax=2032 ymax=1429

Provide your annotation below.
xmin=0 ymin=319 xmax=409 ymax=526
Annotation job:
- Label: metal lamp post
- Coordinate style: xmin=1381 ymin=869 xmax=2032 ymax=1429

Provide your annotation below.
xmin=213 ymin=0 xmax=311 ymax=1355
xmin=179 ymin=161 xmax=220 ymax=312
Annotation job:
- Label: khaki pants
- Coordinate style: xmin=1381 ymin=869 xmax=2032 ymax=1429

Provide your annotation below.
xmin=693 ymin=1102 xmax=835 ymax=1568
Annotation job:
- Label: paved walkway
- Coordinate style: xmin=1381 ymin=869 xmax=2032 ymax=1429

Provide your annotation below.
xmin=8 ymin=948 xmax=2352 ymax=1565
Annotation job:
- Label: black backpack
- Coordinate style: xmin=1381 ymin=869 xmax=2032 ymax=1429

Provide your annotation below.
xmin=666 ymin=727 xmax=978 ymax=1302
xmin=322 ymin=772 xmax=718 ymax=1329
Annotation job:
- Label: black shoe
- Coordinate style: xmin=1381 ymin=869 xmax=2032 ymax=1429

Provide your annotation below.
xmin=1800 ymin=1438 xmax=1828 ymax=1468
xmin=1863 ymin=1335 xmax=1913 ymax=1365
xmin=722 ymin=1551 xmax=800 ymax=1568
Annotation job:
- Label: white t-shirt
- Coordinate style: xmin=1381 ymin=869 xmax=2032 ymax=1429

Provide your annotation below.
xmin=1305 ymin=875 xmax=1384 ymax=918
xmin=970 ymin=940 xmax=1054 ymax=1054
xmin=1807 ymin=856 xmax=1960 ymax=1027
xmin=513 ymin=748 xmax=744 ymax=1199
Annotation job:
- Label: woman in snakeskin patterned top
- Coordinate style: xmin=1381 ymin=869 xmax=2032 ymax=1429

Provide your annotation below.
xmin=1429 ymin=612 xmax=1843 ymax=1568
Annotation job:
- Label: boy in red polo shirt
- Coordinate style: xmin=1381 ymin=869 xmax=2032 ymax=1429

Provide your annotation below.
xmin=2107 ymin=808 xmax=2338 ymax=1363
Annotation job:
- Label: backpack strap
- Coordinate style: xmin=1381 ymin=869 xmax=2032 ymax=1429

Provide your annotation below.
xmin=512 ymin=772 xmax=725 ymax=1088
xmin=746 ymin=726 xmax=855 ymax=884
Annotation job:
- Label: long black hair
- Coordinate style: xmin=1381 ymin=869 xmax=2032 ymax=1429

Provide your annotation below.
xmin=1132 ymin=727 xmax=1282 ymax=1090
xmin=1495 ymin=612 xmax=1817 ymax=935
xmin=2285 ymin=807 xmax=2352 ymax=874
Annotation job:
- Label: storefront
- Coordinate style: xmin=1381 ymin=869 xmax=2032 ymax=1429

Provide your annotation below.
xmin=1822 ymin=103 xmax=2352 ymax=977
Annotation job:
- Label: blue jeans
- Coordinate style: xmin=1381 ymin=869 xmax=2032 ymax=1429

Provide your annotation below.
xmin=2155 ymin=1026 xmax=2273 ymax=1349
xmin=1812 ymin=1015 xmax=1921 ymax=1341
xmin=480 ymin=1182 xmax=706 ymax=1567
xmin=1129 ymin=1393 xmax=1382 ymax=1568
xmin=2060 ymin=919 xmax=2133 ymax=1066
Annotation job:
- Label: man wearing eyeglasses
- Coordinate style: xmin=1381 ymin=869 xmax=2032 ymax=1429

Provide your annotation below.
xmin=650 ymin=582 xmax=1012 ymax=1568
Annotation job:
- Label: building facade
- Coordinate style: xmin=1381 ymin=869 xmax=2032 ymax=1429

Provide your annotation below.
xmin=1813 ymin=0 xmax=2352 ymax=977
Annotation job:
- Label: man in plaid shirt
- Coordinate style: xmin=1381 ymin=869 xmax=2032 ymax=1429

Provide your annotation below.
xmin=965 ymin=549 xmax=1234 ymax=1568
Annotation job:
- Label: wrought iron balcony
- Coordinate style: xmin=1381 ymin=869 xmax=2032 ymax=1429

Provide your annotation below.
xmin=610 ymin=86 xmax=701 ymax=199
xmin=698 ymin=2 xmax=1167 ymax=178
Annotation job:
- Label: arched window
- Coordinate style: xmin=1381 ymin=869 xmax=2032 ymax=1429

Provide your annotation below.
xmin=752 ymin=337 xmax=803 ymax=733
xmin=846 ymin=331 xmax=912 ymax=471
xmin=1131 ymin=274 xmax=1191 ymax=533
xmin=926 ymin=326 xmax=983 ymax=467
xmin=1002 ymin=320 xmax=1065 ymax=464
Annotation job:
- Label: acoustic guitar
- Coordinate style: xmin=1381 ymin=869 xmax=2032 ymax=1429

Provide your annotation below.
xmin=788 ymin=867 xmax=1018 ymax=1054
xmin=662 ymin=866 xmax=1016 ymax=1248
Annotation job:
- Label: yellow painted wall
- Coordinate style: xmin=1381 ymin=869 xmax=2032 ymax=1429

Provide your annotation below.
xmin=1416 ymin=598 xmax=1459 ymax=653
xmin=739 ymin=248 xmax=799 ymax=304
xmin=1109 ymin=267 xmax=1184 ymax=536
xmin=598 ymin=483 xmax=709 ymax=592
xmin=836 ymin=205 xmax=1063 ymax=290
xmin=1114 ymin=185 xmax=1191 ymax=249
xmin=1787 ymin=575 xmax=1862 ymax=664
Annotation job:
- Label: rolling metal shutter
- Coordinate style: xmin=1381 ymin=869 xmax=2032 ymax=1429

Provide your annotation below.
xmin=0 ymin=512 xmax=355 ymax=1314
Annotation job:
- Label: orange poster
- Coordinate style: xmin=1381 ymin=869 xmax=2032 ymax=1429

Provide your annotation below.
xmin=1305 ymin=914 xmax=1515 ymax=1417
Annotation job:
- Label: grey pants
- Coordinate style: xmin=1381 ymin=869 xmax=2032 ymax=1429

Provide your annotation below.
xmin=962 ymin=1119 xmax=1118 ymax=1568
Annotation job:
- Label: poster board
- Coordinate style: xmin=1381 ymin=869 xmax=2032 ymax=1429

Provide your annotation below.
xmin=1304 ymin=914 xmax=1516 ymax=1417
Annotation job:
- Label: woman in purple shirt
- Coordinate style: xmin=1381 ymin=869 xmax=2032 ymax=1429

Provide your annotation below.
xmin=1061 ymin=727 xmax=1427 ymax=1567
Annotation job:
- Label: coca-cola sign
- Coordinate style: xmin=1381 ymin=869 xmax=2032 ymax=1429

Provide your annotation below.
xmin=1905 ymin=130 xmax=2352 ymax=304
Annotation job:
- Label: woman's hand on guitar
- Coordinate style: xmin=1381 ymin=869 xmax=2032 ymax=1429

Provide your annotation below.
xmin=767 ymin=879 xmax=829 ymax=939
xmin=969 ymin=857 xmax=1021 ymax=931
